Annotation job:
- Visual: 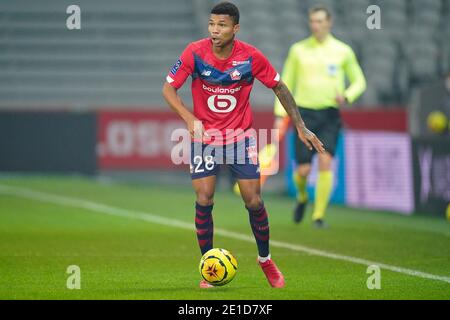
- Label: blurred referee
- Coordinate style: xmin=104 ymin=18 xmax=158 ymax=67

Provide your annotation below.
xmin=274 ymin=5 xmax=366 ymax=228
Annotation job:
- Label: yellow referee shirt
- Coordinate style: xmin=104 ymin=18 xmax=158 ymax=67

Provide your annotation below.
xmin=274 ymin=34 xmax=366 ymax=117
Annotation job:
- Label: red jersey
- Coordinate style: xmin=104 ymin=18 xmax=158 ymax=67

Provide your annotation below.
xmin=166 ymin=38 xmax=280 ymax=145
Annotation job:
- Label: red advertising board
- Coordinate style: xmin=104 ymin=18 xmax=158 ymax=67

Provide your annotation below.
xmin=98 ymin=111 xmax=185 ymax=169
xmin=97 ymin=108 xmax=406 ymax=170
xmin=97 ymin=110 xmax=279 ymax=169
xmin=341 ymin=108 xmax=407 ymax=132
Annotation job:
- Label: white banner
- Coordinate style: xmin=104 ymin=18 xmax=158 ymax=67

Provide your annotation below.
xmin=345 ymin=130 xmax=414 ymax=214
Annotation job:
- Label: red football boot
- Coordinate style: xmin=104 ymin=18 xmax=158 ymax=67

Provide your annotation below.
xmin=199 ymin=280 xmax=214 ymax=289
xmin=258 ymin=259 xmax=285 ymax=288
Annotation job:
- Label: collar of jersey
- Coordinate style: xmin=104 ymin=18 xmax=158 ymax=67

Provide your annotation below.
xmin=309 ymin=34 xmax=334 ymax=47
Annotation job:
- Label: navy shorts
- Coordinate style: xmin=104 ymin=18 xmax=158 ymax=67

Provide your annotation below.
xmin=190 ymin=136 xmax=260 ymax=180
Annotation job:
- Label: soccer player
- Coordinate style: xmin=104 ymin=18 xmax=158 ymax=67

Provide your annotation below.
xmin=162 ymin=2 xmax=324 ymax=288
xmin=274 ymin=5 xmax=366 ymax=228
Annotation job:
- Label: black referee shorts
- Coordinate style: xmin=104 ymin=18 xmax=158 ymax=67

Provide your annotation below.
xmin=294 ymin=106 xmax=342 ymax=165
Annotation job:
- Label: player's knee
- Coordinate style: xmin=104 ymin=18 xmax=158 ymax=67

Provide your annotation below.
xmin=245 ymin=195 xmax=263 ymax=211
xmin=297 ymin=165 xmax=311 ymax=177
xmin=196 ymin=192 xmax=214 ymax=206
xmin=318 ymin=152 xmax=333 ymax=171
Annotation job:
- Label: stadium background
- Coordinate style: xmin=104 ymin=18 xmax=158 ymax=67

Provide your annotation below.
xmin=0 ymin=0 xmax=449 ymax=300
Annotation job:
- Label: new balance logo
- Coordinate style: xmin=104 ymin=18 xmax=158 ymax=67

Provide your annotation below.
xmin=201 ymin=70 xmax=212 ymax=77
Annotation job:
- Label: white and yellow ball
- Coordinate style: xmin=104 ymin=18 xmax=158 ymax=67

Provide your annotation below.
xmin=199 ymin=248 xmax=237 ymax=286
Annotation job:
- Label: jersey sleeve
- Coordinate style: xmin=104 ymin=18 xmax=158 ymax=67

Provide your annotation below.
xmin=343 ymin=47 xmax=366 ymax=104
xmin=252 ymin=48 xmax=280 ymax=89
xmin=166 ymin=44 xmax=195 ymax=89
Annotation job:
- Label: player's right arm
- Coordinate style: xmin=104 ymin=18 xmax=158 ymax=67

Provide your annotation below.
xmin=162 ymin=44 xmax=205 ymax=139
xmin=162 ymin=83 xmax=204 ymax=139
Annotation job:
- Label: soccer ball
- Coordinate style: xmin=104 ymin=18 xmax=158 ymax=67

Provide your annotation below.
xmin=427 ymin=111 xmax=448 ymax=134
xmin=199 ymin=248 xmax=237 ymax=286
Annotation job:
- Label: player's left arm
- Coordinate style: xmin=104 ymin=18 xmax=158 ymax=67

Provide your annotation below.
xmin=273 ymin=81 xmax=324 ymax=153
xmin=252 ymin=48 xmax=324 ymax=153
xmin=343 ymin=48 xmax=367 ymax=104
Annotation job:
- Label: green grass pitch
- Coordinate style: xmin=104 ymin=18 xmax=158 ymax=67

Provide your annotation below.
xmin=0 ymin=176 xmax=449 ymax=299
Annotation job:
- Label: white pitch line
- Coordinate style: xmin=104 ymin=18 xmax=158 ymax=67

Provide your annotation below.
xmin=1 ymin=184 xmax=449 ymax=284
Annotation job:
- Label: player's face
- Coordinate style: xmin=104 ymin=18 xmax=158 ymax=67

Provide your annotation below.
xmin=309 ymin=11 xmax=332 ymax=40
xmin=208 ymin=14 xmax=239 ymax=48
